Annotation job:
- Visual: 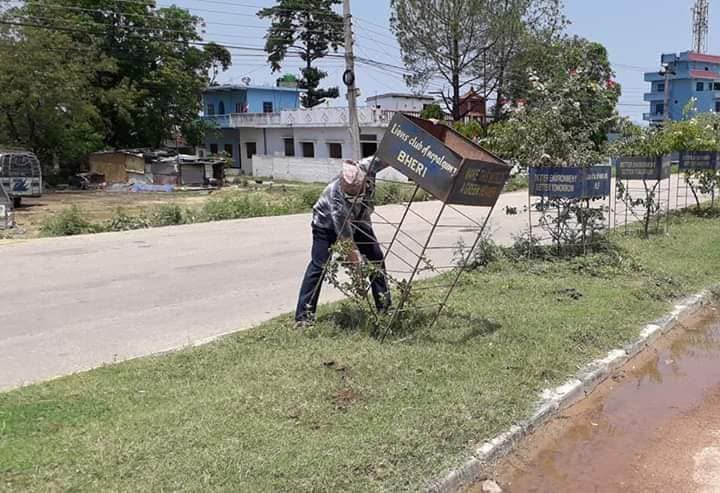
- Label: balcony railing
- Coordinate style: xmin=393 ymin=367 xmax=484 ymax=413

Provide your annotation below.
xmin=203 ymin=107 xmax=432 ymax=129
xmin=643 ymin=92 xmax=664 ymax=101
xmin=643 ymin=112 xmax=664 ymax=121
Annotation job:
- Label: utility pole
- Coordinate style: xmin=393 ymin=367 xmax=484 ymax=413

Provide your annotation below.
xmin=660 ymin=61 xmax=676 ymax=123
xmin=343 ymin=0 xmax=361 ymax=162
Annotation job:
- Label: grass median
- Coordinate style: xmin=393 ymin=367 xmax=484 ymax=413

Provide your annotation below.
xmin=2 ymin=211 xmax=720 ymax=491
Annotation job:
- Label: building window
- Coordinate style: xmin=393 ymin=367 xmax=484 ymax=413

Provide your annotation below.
xmin=697 ymin=82 xmax=705 ymax=91
xmin=210 ymin=143 xmax=218 ymax=155
xmin=218 ymin=101 xmax=225 ymax=115
xmin=224 ymin=144 xmax=233 ymax=157
xmin=714 ymin=83 xmax=720 ymax=91
xmin=328 ymin=143 xmax=342 ymax=159
xmin=301 ymin=142 xmax=315 ymax=158
xmin=246 ymin=142 xmax=257 ymax=159
xmin=361 ymin=142 xmax=378 ymax=158
xmin=655 ymin=103 xmax=665 ymax=115
xmin=360 ymin=134 xmax=378 ymax=158
xmin=284 ymin=138 xmax=295 ymax=157
xmin=716 ymin=101 xmax=720 ymax=112
xmin=236 ymin=103 xmax=246 ymax=113
xmin=206 ymin=104 xmax=215 ymax=116
xmin=263 ymin=101 xmax=274 ymax=113
xmin=656 ymin=82 xmax=665 ymax=92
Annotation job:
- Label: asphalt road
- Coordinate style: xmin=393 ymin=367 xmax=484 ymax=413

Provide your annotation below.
xmin=0 ymin=175 xmax=692 ymax=391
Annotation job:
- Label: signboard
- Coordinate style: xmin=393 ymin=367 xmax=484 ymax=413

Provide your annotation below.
xmin=448 ymin=160 xmax=511 ymax=206
xmin=529 ymin=166 xmax=612 ymax=199
xmin=616 ymin=156 xmax=672 ymax=181
xmin=678 ymin=151 xmax=719 ymax=171
xmin=377 ymin=113 xmax=510 ymax=206
xmin=377 ymin=113 xmax=462 ymax=201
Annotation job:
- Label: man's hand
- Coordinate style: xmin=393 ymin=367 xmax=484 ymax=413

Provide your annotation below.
xmin=346 ymin=248 xmax=362 ymax=266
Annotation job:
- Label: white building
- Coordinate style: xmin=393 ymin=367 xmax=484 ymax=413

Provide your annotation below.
xmin=201 ymin=86 xmax=438 ymax=181
xmin=365 ymin=93 xmax=437 ymax=113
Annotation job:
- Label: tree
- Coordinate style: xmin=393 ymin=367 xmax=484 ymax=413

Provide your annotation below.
xmin=391 ymin=0 xmax=565 ymax=121
xmin=419 ymin=103 xmax=444 ymax=120
xmin=258 ymin=0 xmax=343 ymax=108
xmin=0 ymin=24 xmax=104 ymax=173
xmin=484 ymin=39 xmax=620 ymax=168
xmin=503 ymin=36 xmax=618 ymax=147
xmin=661 ymin=105 xmax=720 ymax=209
xmin=12 ymin=0 xmax=231 ymax=149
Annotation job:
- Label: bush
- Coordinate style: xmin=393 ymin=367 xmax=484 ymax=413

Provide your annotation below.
xmin=151 ymin=204 xmax=185 ymax=226
xmin=40 ymin=206 xmax=98 ymax=236
xmin=300 ymin=187 xmax=322 ymax=209
xmin=106 ymin=208 xmax=150 ymax=231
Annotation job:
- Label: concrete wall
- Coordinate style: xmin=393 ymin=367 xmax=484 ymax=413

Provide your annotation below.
xmin=252 ymin=155 xmax=410 ymax=184
xmin=206 ymin=126 xmax=388 ymax=173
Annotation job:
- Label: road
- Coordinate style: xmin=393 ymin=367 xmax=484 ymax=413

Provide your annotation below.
xmin=0 ymin=175 xmax=692 ymax=391
xmin=482 ymin=304 xmax=720 ymax=493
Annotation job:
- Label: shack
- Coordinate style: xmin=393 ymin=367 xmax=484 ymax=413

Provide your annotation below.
xmin=89 ymin=150 xmax=146 ymax=184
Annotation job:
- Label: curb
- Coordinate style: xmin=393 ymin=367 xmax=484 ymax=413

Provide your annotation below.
xmin=426 ymin=287 xmax=718 ymax=493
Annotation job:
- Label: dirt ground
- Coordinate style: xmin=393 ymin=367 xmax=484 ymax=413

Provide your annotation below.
xmin=7 ymin=190 xmax=215 ymax=238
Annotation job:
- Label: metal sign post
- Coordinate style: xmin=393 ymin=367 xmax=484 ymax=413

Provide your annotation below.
xmin=373 ymin=113 xmax=511 ymax=340
xmin=527 ymin=166 xmax=612 ymax=256
xmin=676 ymin=151 xmax=719 ymax=210
xmin=613 ymin=156 xmax=672 ymax=236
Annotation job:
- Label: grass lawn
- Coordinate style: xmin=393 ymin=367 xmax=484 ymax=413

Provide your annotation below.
xmin=2 ymin=211 xmax=719 ymax=491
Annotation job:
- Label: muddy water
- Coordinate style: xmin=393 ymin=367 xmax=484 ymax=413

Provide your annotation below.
xmin=478 ymin=305 xmax=720 ymax=493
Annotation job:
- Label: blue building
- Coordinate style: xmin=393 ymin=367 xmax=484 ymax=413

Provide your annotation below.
xmin=202 ymin=85 xmax=302 ymax=168
xmin=644 ymin=51 xmax=720 ymax=124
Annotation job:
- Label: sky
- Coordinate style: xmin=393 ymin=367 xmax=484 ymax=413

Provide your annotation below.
xmin=175 ymin=0 xmax=716 ymax=123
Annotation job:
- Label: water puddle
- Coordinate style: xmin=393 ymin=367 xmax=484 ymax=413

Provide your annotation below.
xmin=471 ymin=304 xmax=720 ymax=493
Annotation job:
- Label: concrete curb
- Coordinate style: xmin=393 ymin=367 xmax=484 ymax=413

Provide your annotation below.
xmin=426 ymin=288 xmax=718 ymax=493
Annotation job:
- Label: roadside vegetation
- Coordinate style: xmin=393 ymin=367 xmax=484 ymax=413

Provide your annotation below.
xmin=2 ymin=209 xmax=719 ymax=491
xmin=37 ymin=181 xmax=432 ymax=237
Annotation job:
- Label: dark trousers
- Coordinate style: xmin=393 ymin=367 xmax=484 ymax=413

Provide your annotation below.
xmin=295 ymin=222 xmax=391 ymax=322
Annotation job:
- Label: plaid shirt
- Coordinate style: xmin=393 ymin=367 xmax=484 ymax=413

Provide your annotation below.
xmin=311 ymin=157 xmax=385 ymax=238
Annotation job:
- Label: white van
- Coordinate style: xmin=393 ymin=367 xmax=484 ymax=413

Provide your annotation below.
xmin=0 ymin=150 xmax=43 ymax=206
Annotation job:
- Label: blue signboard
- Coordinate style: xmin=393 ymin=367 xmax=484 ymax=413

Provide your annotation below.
xmin=678 ymin=151 xmax=719 ymax=171
xmin=377 ymin=113 xmax=462 ymax=202
xmin=529 ymin=166 xmax=611 ymax=199
xmin=616 ymin=156 xmax=672 ymax=181
xmin=377 ymin=113 xmax=510 ymax=206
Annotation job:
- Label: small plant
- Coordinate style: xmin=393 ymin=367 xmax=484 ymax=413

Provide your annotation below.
xmin=615 ymin=179 xmax=663 ymax=239
xmin=454 ymin=234 xmax=502 ymax=270
xmin=151 ymin=204 xmax=185 ymax=226
xmin=106 ymin=208 xmax=150 ymax=231
xmin=40 ymin=206 xmax=98 ymax=236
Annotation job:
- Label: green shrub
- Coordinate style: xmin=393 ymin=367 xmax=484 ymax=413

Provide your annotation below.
xmin=106 ymin=208 xmax=150 ymax=231
xmin=40 ymin=206 xmax=98 ymax=236
xmin=151 ymin=204 xmax=185 ymax=226
xmin=300 ymin=187 xmax=322 ymax=209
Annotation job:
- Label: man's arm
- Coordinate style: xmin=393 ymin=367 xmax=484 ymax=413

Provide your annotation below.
xmin=329 ymin=182 xmax=354 ymax=240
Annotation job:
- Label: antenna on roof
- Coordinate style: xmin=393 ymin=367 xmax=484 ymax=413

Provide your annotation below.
xmin=692 ymin=0 xmax=710 ymax=53
xmin=241 ymin=77 xmax=252 ymax=86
